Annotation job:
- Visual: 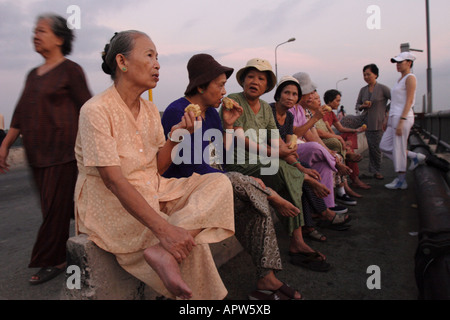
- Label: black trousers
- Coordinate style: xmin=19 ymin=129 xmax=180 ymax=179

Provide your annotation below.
xmin=29 ymin=161 xmax=77 ymax=268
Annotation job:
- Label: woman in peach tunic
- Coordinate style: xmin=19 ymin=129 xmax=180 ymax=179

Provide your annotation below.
xmin=74 ymin=31 xmax=234 ymax=300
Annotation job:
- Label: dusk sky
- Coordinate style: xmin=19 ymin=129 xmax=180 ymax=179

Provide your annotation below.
xmin=1 ymin=0 xmax=449 ymax=128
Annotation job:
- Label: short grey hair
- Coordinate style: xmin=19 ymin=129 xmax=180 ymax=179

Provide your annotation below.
xmin=36 ymin=13 xmax=74 ymax=56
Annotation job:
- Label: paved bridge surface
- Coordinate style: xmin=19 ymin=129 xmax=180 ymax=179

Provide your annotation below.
xmin=0 ymin=142 xmax=447 ymax=301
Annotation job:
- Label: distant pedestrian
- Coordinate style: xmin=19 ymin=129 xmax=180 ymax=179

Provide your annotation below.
xmin=0 ymin=14 xmax=92 ymax=284
xmin=0 ymin=113 xmax=5 ymax=145
xmin=337 ymin=106 xmax=346 ymax=121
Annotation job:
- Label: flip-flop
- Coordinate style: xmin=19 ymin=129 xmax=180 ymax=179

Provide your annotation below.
xmin=289 ymin=251 xmax=332 ymax=272
xmin=29 ymin=267 xmax=65 ymax=285
xmin=248 ymin=283 xmax=303 ymax=300
xmin=374 ymin=173 xmax=384 ymax=180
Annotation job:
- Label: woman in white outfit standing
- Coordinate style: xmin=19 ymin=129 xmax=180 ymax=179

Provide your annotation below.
xmin=380 ymin=52 xmax=426 ymax=190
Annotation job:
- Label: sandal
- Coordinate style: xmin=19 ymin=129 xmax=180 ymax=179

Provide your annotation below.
xmin=248 ymin=283 xmax=303 ymax=300
xmin=316 ymin=213 xmax=351 ymax=231
xmin=374 ymin=173 xmax=384 ymax=180
xmin=304 ymin=229 xmax=327 ymax=242
xmin=289 ymin=251 xmax=332 ymax=272
xmin=29 ymin=267 xmax=65 ymax=285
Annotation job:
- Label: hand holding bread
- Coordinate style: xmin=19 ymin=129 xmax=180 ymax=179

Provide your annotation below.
xmin=184 ymin=104 xmax=202 ymax=117
xmin=222 ymin=97 xmax=234 ymax=110
xmin=288 ymin=134 xmax=298 ymax=149
xmin=323 ymin=105 xmax=332 ymax=112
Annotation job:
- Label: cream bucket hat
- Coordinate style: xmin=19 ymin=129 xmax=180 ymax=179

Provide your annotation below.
xmin=236 ymin=58 xmax=277 ymax=93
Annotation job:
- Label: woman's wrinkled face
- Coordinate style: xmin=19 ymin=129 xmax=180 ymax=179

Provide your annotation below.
xmin=279 ymin=84 xmax=299 ymax=109
xmin=363 ymin=68 xmax=377 ymax=85
xmin=242 ymin=69 xmax=268 ymax=99
xmin=300 ymin=91 xmax=315 ymax=108
xmin=33 ymin=19 xmax=63 ymax=55
xmin=308 ymin=91 xmax=321 ymax=111
xmin=125 ymin=35 xmax=160 ymax=90
xmin=203 ymin=73 xmax=227 ymax=108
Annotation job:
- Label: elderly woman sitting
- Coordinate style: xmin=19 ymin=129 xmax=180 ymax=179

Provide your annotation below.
xmin=74 ymin=31 xmax=234 ymax=300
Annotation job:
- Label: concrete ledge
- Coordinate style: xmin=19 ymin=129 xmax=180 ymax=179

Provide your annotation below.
xmin=61 ymin=234 xmax=243 ymax=300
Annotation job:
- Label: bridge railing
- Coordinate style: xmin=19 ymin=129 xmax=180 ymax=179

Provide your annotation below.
xmin=414 ymin=110 xmax=450 ymax=153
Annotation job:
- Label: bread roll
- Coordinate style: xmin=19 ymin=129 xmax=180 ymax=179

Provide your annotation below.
xmin=184 ymin=104 xmax=201 ymax=117
xmin=289 ymin=134 xmax=298 ymax=149
xmin=222 ymin=97 xmax=234 ymax=110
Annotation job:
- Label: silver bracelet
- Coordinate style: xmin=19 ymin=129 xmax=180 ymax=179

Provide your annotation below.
xmin=167 ymin=131 xmax=184 ymax=143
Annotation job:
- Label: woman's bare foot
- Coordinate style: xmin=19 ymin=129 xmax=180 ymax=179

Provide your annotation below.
xmin=344 ymin=181 xmax=362 ymax=198
xmin=289 ymin=228 xmax=326 ymax=260
xmin=304 ymin=175 xmax=330 ymax=198
xmin=267 ymin=188 xmax=300 ymax=217
xmin=257 ymin=271 xmax=302 ymax=299
xmin=320 ymin=208 xmax=350 ymax=223
xmin=144 ymin=244 xmax=193 ymax=299
xmin=351 ymin=176 xmax=371 ymax=189
xmin=345 ymin=186 xmax=362 ymax=198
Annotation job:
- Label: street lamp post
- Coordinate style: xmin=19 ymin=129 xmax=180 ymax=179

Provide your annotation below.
xmin=425 ymin=0 xmax=432 ymax=113
xmin=275 ymin=38 xmax=295 ymax=80
xmin=336 ymin=77 xmax=348 ymax=90
xmin=400 ymin=0 xmax=432 ymax=113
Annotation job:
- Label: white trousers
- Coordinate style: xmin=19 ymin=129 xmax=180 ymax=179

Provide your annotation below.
xmin=379 ymin=115 xmax=414 ymax=172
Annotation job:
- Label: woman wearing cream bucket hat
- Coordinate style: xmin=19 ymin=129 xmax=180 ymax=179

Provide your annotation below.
xmin=235 ymin=58 xmax=277 ymax=93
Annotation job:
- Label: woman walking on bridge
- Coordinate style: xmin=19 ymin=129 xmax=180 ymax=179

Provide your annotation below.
xmin=0 ymin=14 xmax=92 ymax=285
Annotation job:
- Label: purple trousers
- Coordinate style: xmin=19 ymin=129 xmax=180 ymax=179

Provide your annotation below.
xmin=296 ymin=141 xmax=337 ymax=208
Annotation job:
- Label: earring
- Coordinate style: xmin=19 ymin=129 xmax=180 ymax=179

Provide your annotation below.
xmin=122 ymin=67 xmax=127 ymax=72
